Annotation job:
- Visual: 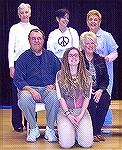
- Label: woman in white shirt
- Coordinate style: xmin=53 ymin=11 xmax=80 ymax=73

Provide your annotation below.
xmin=47 ymin=8 xmax=79 ymax=60
xmin=8 ymin=3 xmax=38 ymax=132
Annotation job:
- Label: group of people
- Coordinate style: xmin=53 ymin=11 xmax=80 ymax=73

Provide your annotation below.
xmin=8 ymin=3 xmax=118 ymax=149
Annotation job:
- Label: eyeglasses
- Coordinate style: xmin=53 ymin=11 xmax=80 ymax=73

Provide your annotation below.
xmin=68 ymin=53 xmax=79 ymax=58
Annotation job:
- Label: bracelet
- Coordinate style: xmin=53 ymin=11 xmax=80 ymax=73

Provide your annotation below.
xmin=66 ymin=112 xmax=71 ymax=117
xmin=64 ymin=110 xmax=69 ymax=114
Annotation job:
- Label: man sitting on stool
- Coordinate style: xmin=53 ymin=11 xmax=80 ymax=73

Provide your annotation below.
xmin=13 ymin=29 xmax=61 ymax=142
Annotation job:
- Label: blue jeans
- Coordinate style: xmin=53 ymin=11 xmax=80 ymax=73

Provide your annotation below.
xmin=18 ymin=86 xmax=59 ymax=129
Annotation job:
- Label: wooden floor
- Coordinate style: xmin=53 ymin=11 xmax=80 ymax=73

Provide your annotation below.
xmin=0 ymin=100 xmax=122 ymax=150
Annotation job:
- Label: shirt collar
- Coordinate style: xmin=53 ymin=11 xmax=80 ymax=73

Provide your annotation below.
xmin=96 ymin=28 xmax=102 ymax=37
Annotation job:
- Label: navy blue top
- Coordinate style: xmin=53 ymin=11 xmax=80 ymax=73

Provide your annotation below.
xmin=13 ymin=48 xmax=61 ymax=90
xmin=84 ymin=52 xmax=109 ymax=91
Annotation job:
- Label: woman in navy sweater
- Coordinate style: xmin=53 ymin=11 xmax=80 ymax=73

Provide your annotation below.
xmin=80 ymin=31 xmax=110 ymax=142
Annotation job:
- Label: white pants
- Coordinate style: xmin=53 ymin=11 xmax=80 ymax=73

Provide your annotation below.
xmin=57 ymin=108 xmax=93 ymax=148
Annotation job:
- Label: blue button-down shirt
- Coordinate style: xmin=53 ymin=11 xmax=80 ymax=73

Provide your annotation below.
xmin=95 ymin=28 xmax=118 ymax=96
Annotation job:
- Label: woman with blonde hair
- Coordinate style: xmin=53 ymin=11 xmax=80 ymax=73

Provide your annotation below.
xmin=86 ymin=10 xmax=118 ymax=128
xmin=80 ymin=31 xmax=110 ymax=142
xmin=56 ymin=47 xmax=93 ymax=148
xmin=86 ymin=9 xmax=118 ymax=97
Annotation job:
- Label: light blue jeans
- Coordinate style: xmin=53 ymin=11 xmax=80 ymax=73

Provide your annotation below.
xmin=18 ymin=86 xmax=59 ymax=129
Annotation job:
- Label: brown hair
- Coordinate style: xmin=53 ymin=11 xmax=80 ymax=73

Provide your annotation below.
xmin=55 ymin=8 xmax=70 ymax=19
xmin=58 ymin=47 xmax=91 ymax=98
xmin=28 ymin=28 xmax=45 ymax=40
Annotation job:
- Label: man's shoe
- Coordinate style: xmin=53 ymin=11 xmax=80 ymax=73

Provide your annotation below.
xmin=44 ymin=126 xmax=57 ymax=142
xmin=26 ymin=127 xmax=40 ymax=142
xmin=14 ymin=127 xmax=23 ymax=132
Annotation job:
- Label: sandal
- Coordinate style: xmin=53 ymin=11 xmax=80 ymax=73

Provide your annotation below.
xmin=97 ymin=135 xmax=105 ymax=141
xmin=93 ymin=136 xmax=100 ymax=142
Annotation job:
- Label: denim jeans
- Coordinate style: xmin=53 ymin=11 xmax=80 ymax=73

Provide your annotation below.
xmin=18 ymin=86 xmax=59 ymax=129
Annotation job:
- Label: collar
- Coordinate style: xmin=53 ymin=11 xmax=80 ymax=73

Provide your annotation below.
xmin=20 ymin=22 xmax=30 ymax=26
xmin=96 ymin=28 xmax=102 ymax=37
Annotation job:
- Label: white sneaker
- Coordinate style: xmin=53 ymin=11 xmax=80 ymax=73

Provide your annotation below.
xmin=26 ymin=127 xmax=40 ymax=142
xmin=44 ymin=126 xmax=57 ymax=142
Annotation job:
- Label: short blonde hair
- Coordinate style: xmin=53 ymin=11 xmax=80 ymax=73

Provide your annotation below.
xmin=18 ymin=3 xmax=31 ymax=15
xmin=80 ymin=31 xmax=97 ymax=50
xmin=87 ymin=9 xmax=102 ymax=21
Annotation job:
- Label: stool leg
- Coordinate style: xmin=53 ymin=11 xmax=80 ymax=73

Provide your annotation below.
xmin=27 ymin=122 xmax=30 ymax=136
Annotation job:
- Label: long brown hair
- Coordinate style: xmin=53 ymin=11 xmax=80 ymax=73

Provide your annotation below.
xmin=58 ymin=47 xmax=91 ymax=98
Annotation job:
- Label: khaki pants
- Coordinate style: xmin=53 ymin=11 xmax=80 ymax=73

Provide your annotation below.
xmin=57 ymin=108 xmax=93 ymax=148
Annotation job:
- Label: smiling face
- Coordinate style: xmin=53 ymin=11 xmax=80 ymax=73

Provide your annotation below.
xmin=84 ymin=37 xmax=96 ymax=54
xmin=18 ymin=5 xmax=31 ymax=23
xmin=87 ymin=15 xmax=101 ymax=33
xmin=68 ymin=49 xmax=80 ymax=66
xmin=28 ymin=30 xmax=44 ymax=55
xmin=56 ymin=13 xmax=69 ymax=29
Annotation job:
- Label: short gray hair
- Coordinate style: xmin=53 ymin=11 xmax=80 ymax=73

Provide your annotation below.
xmin=18 ymin=3 xmax=31 ymax=15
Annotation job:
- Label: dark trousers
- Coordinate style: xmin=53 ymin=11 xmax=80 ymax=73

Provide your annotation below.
xmin=11 ymin=82 xmax=27 ymax=129
xmin=88 ymin=90 xmax=110 ymax=135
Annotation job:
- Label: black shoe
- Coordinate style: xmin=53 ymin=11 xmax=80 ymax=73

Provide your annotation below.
xmin=14 ymin=127 xmax=23 ymax=132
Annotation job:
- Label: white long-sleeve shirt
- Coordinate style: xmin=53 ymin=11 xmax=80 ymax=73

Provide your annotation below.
xmin=8 ymin=22 xmax=38 ymax=68
xmin=47 ymin=27 xmax=79 ymax=59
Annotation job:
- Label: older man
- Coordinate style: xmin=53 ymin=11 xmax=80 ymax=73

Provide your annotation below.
xmin=13 ymin=29 xmax=61 ymax=142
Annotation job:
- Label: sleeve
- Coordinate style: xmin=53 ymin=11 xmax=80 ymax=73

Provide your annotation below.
xmin=106 ymin=33 xmax=118 ymax=62
xmin=13 ymin=55 xmax=29 ymax=90
xmin=85 ymin=75 xmax=92 ymax=99
xmin=8 ymin=25 xmax=16 ymax=68
xmin=56 ymin=73 xmax=62 ymax=100
xmin=54 ymin=54 xmax=61 ymax=73
xmin=107 ymin=51 xmax=118 ymax=62
xmin=47 ymin=32 xmax=56 ymax=53
xmin=98 ymin=58 xmax=109 ymax=90
xmin=71 ymin=28 xmax=79 ymax=49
